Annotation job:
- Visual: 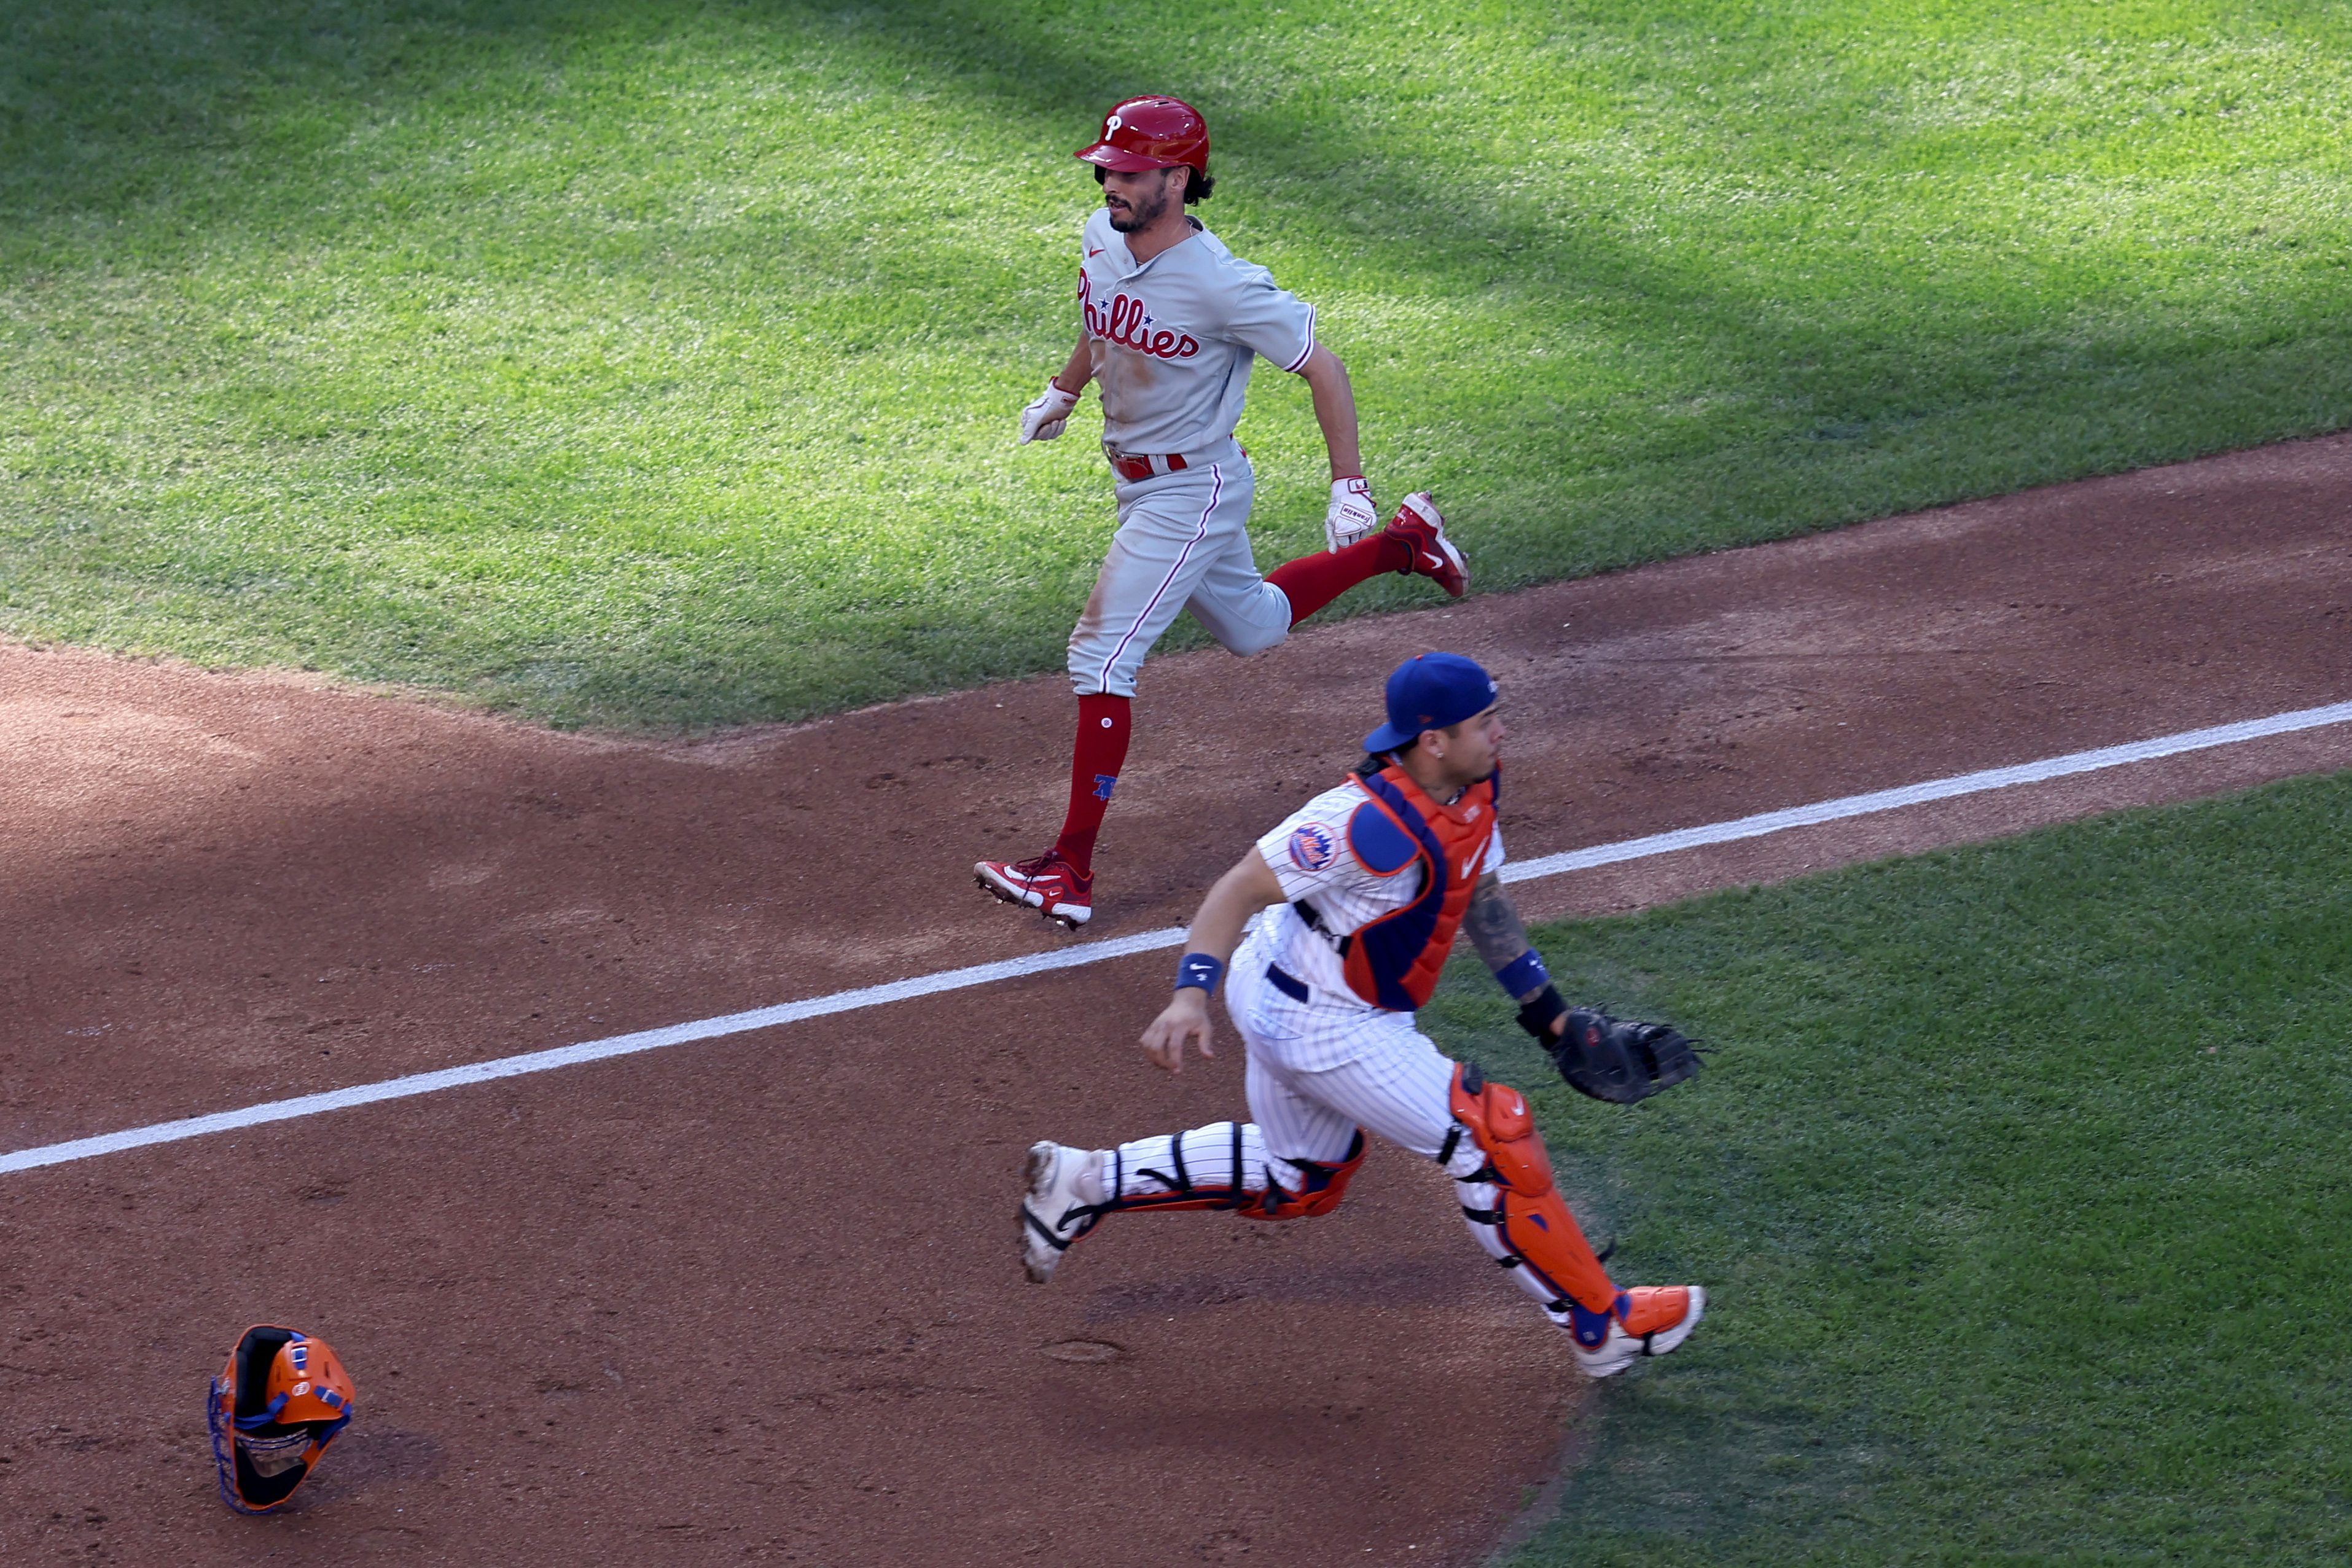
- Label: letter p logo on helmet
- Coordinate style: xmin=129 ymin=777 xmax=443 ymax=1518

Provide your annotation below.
xmin=1076 ymin=96 xmax=1210 ymax=175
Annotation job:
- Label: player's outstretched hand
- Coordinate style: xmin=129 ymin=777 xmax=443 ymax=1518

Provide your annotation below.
xmin=1020 ymin=380 xmax=1081 ymax=444
xmin=1324 ymin=475 xmax=1378 ymax=551
xmin=1542 ymin=1008 xmax=1703 ymax=1104
xmin=1141 ymin=989 xmax=1216 ymax=1074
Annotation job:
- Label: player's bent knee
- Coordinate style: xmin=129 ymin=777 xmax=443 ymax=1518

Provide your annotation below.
xmin=1444 ymin=1062 xmax=1555 ymax=1195
xmin=1243 ymin=1130 xmax=1365 ymax=1220
xmin=1440 ymin=1063 xmax=1617 ymax=1314
xmin=1216 ymin=622 xmax=1290 ymax=660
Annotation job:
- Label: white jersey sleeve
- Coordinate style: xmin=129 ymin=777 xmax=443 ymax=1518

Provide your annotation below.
xmin=1256 ymin=781 xmax=1387 ymax=910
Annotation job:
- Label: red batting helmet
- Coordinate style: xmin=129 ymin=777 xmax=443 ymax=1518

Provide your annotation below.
xmin=1076 ymin=96 xmax=1209 ymax=176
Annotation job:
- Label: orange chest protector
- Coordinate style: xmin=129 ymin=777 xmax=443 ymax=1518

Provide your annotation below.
xmin=1338 ymin=765 xmax=1499 ymax=1012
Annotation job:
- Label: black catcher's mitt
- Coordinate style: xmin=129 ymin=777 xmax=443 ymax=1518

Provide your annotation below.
xmin=1532 ymin=1004 xmax=1703 ymax=1104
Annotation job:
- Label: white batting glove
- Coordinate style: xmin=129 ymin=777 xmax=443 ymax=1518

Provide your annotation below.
xmin=1324 ymin=476 xmax=1379 ymax=551
xmin=1019 ymin=380 xmax=1081 ymax=444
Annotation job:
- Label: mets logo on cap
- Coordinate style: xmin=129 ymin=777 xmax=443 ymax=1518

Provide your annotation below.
xmin=1287 ymin=822 xmax=1337 ymax=871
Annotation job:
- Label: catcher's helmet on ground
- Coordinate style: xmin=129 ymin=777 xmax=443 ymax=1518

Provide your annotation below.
xmin=1077 ymin=96 xmax=1210 ymax=175
xmin=206 ymin=1325 xmax=356 ymax=1514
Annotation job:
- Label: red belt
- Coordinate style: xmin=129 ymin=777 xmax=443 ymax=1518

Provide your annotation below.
xmin=1109 ymin=452 xmax=1190 ymax=482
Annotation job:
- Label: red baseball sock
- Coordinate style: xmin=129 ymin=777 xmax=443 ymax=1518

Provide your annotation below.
xmin=1265 ymin=531 xmax=1410 ymax=624
xmin=1051 ymin=693 xmax=1132 ymax=876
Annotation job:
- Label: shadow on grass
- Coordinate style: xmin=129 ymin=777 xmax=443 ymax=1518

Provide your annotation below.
xmin=7 ymin=1 xmax=2352 ymax=726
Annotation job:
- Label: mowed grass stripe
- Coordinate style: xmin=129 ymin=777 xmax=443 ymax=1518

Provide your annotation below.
xmin=6 ymin=1 xmax=2351 ymax=727
xmin=1413 ymin=770 xmax=2352 ymax=1565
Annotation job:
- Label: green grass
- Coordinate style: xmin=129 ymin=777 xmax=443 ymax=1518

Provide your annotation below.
xmin=6 ymin=1 xmax=2352 ymax=728
xmin=1413 ymin=771 xmax=2352 ymax=1565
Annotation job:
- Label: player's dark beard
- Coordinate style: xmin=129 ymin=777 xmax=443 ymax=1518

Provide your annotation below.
xmin=1107 ymin=184 xmax=1170 ymax=233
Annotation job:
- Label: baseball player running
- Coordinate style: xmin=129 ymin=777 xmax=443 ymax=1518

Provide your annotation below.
xmin=976 ymin=95 xmax=1470 ymax=929
xmin=1017 ymin=653 xmax=1708 ymax=1378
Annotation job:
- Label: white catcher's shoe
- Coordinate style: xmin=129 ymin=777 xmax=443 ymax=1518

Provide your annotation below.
xmin=1018 ymin=1141 xmax=1102 ymax=1284
xmin=1560 ymin=1285 xmax=1706 ymax=1378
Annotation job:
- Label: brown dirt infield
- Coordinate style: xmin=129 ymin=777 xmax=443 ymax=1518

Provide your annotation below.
xmin=2 ymin=432 xmax=2348 ymax=1566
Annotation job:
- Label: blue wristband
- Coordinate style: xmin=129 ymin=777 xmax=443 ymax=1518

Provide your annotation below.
xmin=1494 ymin=948 xmax=1549 ymax=997
xmin=1176 ymin=953 xmax=1226 ymax=995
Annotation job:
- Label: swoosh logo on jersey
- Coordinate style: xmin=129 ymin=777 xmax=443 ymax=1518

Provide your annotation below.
xmin=1087 ymin=246 xmax=1105 ymax=257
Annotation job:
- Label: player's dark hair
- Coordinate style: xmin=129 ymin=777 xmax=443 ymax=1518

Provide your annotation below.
xmin=1092 ymin=165 xmax=1214 ymax=203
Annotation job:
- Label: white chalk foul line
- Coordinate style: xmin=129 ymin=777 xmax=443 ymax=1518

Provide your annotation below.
xmin=1499 ymin=698 xmax=2352 ymax=884
xmin=7 ymin=698 xmax=2349 ymax=1177
xmin=0 ymin=927 xmax=1192 ymax=1176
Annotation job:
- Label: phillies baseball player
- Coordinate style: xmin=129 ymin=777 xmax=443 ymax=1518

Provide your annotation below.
xmin=976 ymin=95 xmax=1470 ymax=929
xmin=1017 ymin=653 xmax=1706 ymax=1378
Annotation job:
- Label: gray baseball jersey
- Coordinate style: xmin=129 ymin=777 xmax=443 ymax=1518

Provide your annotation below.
xmin=1078 ymin=206 xmax=1318 ymax=455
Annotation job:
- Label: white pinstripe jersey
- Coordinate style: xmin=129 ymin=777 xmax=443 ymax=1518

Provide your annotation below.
xmin=1249 ymin=776 xmax=1507 ymax=1046
xmin=1078 ymin=207 xmax=1318 ymax=455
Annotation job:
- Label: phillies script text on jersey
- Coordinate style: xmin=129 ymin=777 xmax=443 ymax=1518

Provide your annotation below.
xmin=1081 ymin=279 xmax=1201 ymax=361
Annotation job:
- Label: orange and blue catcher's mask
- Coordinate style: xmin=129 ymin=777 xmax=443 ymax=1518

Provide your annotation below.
xmin=206 ymin=1325 xmax=356 ymax=1514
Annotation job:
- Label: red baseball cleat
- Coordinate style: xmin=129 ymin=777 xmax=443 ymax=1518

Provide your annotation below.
xmin=1561 ymin=1285 xmax=1706 ymax=1378
xmin=1383 ymin=492 xmax=1467 ymax=598
xmin=975 ymin=850 xmax=1093 ymax=929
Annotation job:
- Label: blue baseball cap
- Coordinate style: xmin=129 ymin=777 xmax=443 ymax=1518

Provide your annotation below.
xmin=1362 ymin=652 xmax=1499 ymax=753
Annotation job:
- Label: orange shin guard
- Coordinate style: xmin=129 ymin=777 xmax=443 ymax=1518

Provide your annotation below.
xmin=1447 ymin=1063 xmax=1617 ymax=1313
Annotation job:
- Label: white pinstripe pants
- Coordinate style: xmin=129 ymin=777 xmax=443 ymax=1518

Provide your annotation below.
xmin=1240 ymin=1016 xmax=1461 ymax=1168
xmin=1066 ymin=441 xmax=1294 ymax=698
xmin=1101 ymin=936 xmax=1588 ymax=1326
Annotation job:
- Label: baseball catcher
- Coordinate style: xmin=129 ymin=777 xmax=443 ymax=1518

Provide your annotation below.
xmin=206 ymin=1325 xmax=356 ymax=1513
xmin=1019 ymin=652 xmax=1706 ymax=1378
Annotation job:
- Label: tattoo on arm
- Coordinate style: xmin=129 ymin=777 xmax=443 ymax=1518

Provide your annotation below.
xmin=1464 ymin=872 xmax=1542 ymax=997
